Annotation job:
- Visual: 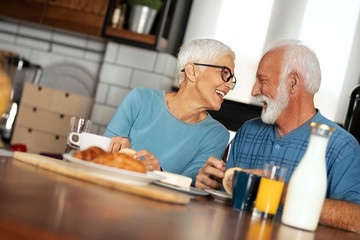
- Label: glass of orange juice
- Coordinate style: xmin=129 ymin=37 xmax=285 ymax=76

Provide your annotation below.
xmin=253 ymin=163 xmax=287 ymax=219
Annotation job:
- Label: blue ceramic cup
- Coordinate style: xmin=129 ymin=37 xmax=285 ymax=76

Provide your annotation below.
xmin=232 ymin=170 xmax=261 ymax=212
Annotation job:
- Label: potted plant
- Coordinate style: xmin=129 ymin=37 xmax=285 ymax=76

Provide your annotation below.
xmin=127 ymin=0 xmax=163 ymax=11
xmin=127 ymin=0 xmax=164 ymax=34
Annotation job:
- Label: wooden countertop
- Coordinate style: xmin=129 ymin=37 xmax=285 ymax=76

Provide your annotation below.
xmin=0 ymin=156 xmax=358 ymax=240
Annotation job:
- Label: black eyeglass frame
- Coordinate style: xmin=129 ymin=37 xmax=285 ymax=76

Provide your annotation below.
xmin=181 ymin=63 xmax=237 ymax=88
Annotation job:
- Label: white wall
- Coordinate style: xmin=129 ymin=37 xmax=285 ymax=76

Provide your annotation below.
xmin=300 ymin=0 xmax=360 ymax=124
xmin=184 ymin=0 xmax=360 ymax=124
xmin=184 ymin=0 xmax=274 ymax=106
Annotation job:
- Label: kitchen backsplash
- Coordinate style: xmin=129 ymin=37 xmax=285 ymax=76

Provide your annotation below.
xmin=0 ymin=19 xmax=177 ymax=136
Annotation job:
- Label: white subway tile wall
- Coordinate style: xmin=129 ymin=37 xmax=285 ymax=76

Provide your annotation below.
xmin=66 ymin=58 xmax=101 ymax=80
xmin=19 ymin=25 xmax=52 ymax=40
xmin=16 ymin=36 xmax=51 ymax=50
xmin=155 ymin=52 xmax=177 ymax=77
xmin=0 ymin=32 xmax=16 ymax=42
xmin=0 ymin=19 xmax=177 ymax=136
xmin=107 ymin=87 xmax=130 ymax=107
xmin=84 ymin=51 xmax=103 ymax=62
xmin=86 ymin=39 xmax=106 ymax=52
xmin=160 ymin=76 xmax=175 ymax=90
xmin=130 ymin=70 xmax=163 ymax=89
xmin=94 ymin=83 xmax=109 ymax=104
xmin=100 ymin=63 xmax=132 ymax=86
xmin=116 ymin=44 xmax=157 ymax=71
xmin=90 ymin=103 xmax=117 ymax=127
xmin=31 ymin=50 xmax=66 ymax=67
xmin=52 ymin=32 xmax=87 ymax=48
xmin=0 ymin=21 xmax=18 ymax=33
xmin=52 ymin=43 xmax=85 ymax=58
xmin=103 ymin=41 xmax=119 ymax=63
xmin=0 ymin=41 xmax=32 ymax=58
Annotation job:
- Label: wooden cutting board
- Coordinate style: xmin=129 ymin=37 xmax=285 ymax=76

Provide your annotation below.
xmin=12 ymin=152 xmax=190 ymax=205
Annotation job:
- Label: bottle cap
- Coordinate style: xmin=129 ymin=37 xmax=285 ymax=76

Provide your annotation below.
xmin=309 ymin=122 xmax=335 ymax=132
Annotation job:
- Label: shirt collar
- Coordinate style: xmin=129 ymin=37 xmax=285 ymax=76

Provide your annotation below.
xmin=274 ymin=109 xmax=322 ymax=140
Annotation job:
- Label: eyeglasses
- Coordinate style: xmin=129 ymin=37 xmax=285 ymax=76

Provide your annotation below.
xmin=181 ymin=63 xmax=237 ymax=88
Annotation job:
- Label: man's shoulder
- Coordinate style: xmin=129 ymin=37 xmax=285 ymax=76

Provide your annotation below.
xmin=235 ymin=117 xmax=273 ymax=137
xmin=316 ymin=112 xmax=360 ymax=149
xmin=242 ymin=117 xmax=269 ymax=130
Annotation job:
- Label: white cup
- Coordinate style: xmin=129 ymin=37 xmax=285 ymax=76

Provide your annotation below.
xmin=69 ymin=132 xmax=111 ymax=151
xmin=64 ymin=117 xmax=92 ymax=153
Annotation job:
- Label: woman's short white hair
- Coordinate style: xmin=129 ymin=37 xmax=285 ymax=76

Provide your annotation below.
xmin=176 ymin=39 xmax=235 ymax=85
xmin=267 ymin=39 xmax=321 ymax=95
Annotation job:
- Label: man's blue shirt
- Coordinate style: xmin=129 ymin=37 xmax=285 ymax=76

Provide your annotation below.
xmin=227 ymin=110 xmax=360 ymax=204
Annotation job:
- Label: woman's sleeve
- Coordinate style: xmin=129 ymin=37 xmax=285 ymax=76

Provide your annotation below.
xmin=103 ymin=88 xmax=142 ymax=138
xmin=181 ymin=128 xmax=229 ymax=184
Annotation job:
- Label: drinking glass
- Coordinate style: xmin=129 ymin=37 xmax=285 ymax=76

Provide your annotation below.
xmin=252 ymin=163 xmax=287 ymax=219
xmin=64 ymin=116 xmax=92 ymax=154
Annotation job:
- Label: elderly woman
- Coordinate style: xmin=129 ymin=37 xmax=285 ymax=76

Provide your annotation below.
xmin=104 ymin=38 xmax=236 ymax=183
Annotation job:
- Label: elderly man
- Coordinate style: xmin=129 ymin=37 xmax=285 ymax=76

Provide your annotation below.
xmin=195 ymin=39 xmax=360 ymax=233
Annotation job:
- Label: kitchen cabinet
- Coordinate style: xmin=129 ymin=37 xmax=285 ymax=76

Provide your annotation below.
xmin=0 ymin=0 xmax=109 ymax=36
xmin=0 ymin=0 xmax=192 ymax=55
xmin=0 ymin=0 xmax=47 ymax=24
xmin=44 ymin=0 xmax=109 ymax=36
xmin=102 ymin=0 xmax=193 ymax=56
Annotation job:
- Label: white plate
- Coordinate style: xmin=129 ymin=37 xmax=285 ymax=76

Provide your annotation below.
xmin=40 ymin=63 xmax=95 ymax=97
xmin=62 ymin=153 xmax=164 ymax=186
xmin=152 ymin=181 xmax=209 ymax=196
xmin=205 ymin=189 xmax=232 ymax=202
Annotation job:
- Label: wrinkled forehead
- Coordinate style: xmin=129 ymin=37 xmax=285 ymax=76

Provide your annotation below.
xmin=263 ymin=48 xmax=285 ymax=62
xmin=258 ymin=49 xmax=284 ymax=71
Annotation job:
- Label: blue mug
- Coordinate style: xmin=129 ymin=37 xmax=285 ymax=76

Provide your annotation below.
xmin=232 ymin=170 xmax=261 ymax=212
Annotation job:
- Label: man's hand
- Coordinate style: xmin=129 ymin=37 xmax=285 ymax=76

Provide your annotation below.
xmin=135 ymin=150 xmax=161 ymax=171
xmin=109 ymin=137 xmax=131 ymax=153
xmin=195 ymin=156 xmax=226 ymax=190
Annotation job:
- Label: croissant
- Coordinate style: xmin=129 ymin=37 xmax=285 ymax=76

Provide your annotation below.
xmin=93 ymin=153 xmax=146 ymax=173
xmin=72 ymin=146 xmax=106 ymax=161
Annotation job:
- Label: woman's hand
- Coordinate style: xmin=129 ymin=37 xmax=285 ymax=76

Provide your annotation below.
xmin=134 ymin=150 xmax=161 ymax=171
xmin=109 ymin=137 xmax=131 ymax=153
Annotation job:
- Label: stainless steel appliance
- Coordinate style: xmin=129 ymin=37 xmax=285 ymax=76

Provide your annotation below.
xmin=0 ymin=50 xmax=43 ymax=143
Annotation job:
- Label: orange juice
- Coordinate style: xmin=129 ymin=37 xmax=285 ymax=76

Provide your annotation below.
xmin=0 ymin=70 xmax=11 ymax=116
xmin=246 ymin=217 xmax=272 ymax=240
xmin=255 ymin=177 xmax=284 ymax=214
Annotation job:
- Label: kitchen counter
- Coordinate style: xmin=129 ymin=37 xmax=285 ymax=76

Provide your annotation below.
xmin=0 ymin=156 xmax=358 ymax=240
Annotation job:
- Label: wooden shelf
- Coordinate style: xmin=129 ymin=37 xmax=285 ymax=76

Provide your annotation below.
xmin=105 ymin=26 xmax=156 ymax=45
xmin=0 ymin=0 xmax=109 ymax=37
xmin=102 ymin=0 xmax=192 ymax=55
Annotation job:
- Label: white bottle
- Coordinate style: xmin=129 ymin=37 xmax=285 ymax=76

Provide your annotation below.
xmin=282 ymin=122 xmax=335 ymax=231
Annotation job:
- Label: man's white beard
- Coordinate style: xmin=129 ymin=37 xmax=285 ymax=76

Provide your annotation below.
xmin=256 ymin=82 xmax=290 ymax=124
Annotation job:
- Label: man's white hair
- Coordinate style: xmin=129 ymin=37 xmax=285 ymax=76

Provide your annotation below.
xmin=267 ymin=39 xmax=321 ymax=95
